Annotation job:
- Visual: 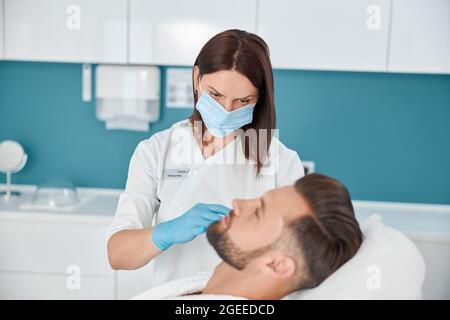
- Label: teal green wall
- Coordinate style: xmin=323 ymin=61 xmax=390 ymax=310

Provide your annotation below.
xmin=0 ymin=61 xmax=449 ymax=204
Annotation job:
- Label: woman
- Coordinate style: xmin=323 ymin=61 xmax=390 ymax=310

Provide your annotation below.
xmin=107 ymin=29 xmax=304 ymax=288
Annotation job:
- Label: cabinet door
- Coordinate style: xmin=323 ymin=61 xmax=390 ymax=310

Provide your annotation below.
xmin=4 ymin=0 xmax=127 ymax=63
xmin=413 ymin=239 xmax=450 ymax=299
xmin=257 ymin=0 xmax=391 ymax=71
xmin=117 ymin=261 xmax=154 ymax=299
xmin=128 ymin=0 xmax=257 ymax=65
xmin=0 ymin=0 xmax=4 ymax=59
xmin=0 ymin=219 xmax=114 ymax=277
xmin=388 ymin=0 xmax=450 ymax=74
xmin=0 ymin=271 xmax=115 ymax=299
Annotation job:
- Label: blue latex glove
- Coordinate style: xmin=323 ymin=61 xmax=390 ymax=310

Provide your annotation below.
xmin=152 ymin=203 xmax=231 ymax=250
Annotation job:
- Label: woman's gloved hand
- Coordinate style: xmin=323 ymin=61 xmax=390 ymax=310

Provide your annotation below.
xmin=152 ymin=203 xmax=231 ymax=250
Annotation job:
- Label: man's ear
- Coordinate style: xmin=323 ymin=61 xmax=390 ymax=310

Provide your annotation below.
xmin=261 ymin=252 xmax=296 ymax=280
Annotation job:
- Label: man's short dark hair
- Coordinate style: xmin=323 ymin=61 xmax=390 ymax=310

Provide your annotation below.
xmin=289 ymin=173 xmax=363 ymax=290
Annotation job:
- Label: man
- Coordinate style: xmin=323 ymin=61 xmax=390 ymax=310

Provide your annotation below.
xmin=133 ymin=173 xmax=363 ymax=300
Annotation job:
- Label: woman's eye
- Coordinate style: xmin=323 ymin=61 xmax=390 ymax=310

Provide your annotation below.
xmin=210 ymin=92 xmax=220 ymax=97
xmin=240 ymin=100 xmax=250 ymax=104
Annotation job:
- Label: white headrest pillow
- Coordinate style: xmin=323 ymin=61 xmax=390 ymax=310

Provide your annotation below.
xmin=283 ymin=214 xmax=426 ymax=300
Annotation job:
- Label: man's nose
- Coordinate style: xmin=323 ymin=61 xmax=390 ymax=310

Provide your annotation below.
xmin=232 ymin=198 xmax=259 ymax=216
xmin=231 ymin=199 xmax=242 ymax=216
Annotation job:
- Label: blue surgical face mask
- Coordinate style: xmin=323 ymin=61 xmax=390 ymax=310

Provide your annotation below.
xmin=195 ymin=80 xmax=255 ymax=137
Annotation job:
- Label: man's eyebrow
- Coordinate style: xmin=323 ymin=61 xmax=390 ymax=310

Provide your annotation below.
xmin=207 ymin=85 xmax=254 ymax=100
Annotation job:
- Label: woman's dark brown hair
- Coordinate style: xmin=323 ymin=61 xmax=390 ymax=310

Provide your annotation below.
xmin=190 ymin=29 xmax=276 ymax=174
xmin=291 ymin=173 xmax=363 ymax=290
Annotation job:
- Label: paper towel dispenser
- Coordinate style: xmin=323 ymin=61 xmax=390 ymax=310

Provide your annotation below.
xmin=95 ymin=65 xmax=161 ymax=132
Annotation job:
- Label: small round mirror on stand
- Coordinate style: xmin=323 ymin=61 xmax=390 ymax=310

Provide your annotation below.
xmin=0 ymin=140 xmax=28 ymax=201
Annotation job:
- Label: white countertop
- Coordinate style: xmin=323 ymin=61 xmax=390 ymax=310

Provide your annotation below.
xmin=0 ymin=184 xmax=121 ymax=224
xmin=354 ymin=200 xmax=450 ymax=240
xmin=1 ymin=183 xmax=450 ymax=238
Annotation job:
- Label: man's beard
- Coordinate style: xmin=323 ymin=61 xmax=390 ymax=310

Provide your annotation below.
xmin=206 ymin=220 xmax=274 ymax=270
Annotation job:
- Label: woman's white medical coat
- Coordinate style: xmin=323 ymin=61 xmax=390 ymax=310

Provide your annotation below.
xmin=108 ymin=119 xmax=304 ymax=287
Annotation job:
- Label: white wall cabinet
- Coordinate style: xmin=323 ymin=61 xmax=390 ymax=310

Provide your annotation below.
xmin=256 ymin=0 xmax=391 ymax=71
xmin=4 ymin=0 xmax=127 ymax=63
xmin=388 ymin=0 xmax=450 ymax=74
xmin=128 ymin=0 xmax=257 ymax=66
xmin=0 ymin=0 xmax=4 ymax=59
xmin=2 ymin=0 xmax=449 ymax=74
